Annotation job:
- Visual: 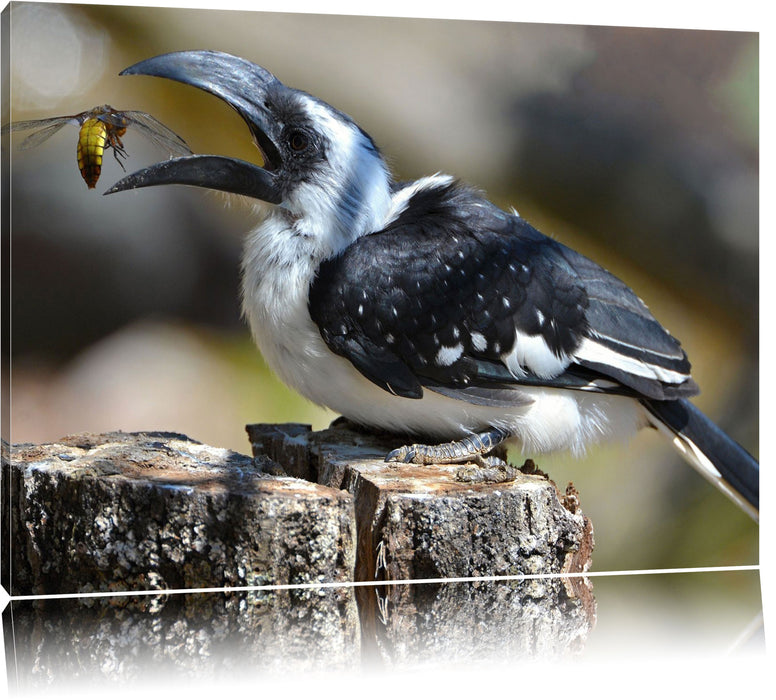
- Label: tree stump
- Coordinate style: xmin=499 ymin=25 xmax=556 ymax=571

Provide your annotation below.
xmin=247 ymin=421 xmax=596 ymax=663
xmin=2 ymin=431 xmax=355 ymax=596
xmin=247 ymin=422 xmax=594 ymax=583
xmin=3 ymin=423 xmax=596 ymax=678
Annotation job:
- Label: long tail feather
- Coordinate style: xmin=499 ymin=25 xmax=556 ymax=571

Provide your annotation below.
xmin=643 ymin=398 xmax=758 ymax=521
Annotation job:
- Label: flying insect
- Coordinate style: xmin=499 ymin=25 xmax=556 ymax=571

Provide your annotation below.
xmin=3 ymin=104 xmax=192 ymax=188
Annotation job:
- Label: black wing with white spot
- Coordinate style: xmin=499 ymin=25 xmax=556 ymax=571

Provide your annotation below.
xmin=308 ymin=179 xmax=698 ymax=403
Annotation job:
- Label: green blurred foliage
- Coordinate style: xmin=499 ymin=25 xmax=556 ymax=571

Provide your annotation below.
xmin=713 ymin=37 xmax=759 ymax=148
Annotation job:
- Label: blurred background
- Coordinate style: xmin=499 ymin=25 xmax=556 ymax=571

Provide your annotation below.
xmin=2 ymin=3 xmax=759 ymax=577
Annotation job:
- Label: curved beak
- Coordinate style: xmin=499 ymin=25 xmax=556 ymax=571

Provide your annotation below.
xmin=105 ymin=50 xmax=283 ymax=203
xmin=104 ymin=154 xmax=282 ymax=202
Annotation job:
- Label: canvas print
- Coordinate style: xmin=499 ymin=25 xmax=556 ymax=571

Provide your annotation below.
xmin=0 ymin=1 xmax=763 ymax=690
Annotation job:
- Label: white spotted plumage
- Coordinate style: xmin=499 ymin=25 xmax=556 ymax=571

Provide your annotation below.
xmin=242 ymin=166 xmax=650 ymax=458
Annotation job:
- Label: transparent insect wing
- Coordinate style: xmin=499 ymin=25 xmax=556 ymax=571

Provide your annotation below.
xmin=5 ymin=116 xmax=80 ymax=150
xmin=121 ymin=110 xmax=192 ymax=156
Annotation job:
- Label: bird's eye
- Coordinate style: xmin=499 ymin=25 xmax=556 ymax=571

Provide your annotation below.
xmin=288 ymin=130 xmax=310 ymax=153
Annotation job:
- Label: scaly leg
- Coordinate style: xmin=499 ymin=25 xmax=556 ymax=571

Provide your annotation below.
xmin=385 ymin=428 xmax=509 ymax=467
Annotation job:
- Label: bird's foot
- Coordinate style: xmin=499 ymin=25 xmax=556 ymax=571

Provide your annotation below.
xmin=385 ymin=428 xmax=509 ymax=469
xmin=454 ymin=459 xmax=519 ymax=484
xmin=456 ymin=457 xmax=543 ymax=484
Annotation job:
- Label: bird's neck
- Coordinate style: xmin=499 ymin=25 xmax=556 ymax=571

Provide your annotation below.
xmin=280 ymin=160 xmax=393 ymax=263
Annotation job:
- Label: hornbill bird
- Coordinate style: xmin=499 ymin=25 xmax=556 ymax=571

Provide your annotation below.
xmin=107 ymin=50 xmax=759 ymax=521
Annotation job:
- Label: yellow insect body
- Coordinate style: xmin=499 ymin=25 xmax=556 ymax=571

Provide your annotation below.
xmin=77 ymin=116 xmax=129 ymax=189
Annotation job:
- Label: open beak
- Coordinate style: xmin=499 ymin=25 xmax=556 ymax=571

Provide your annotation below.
xmin=104 ymin=50 xmax=283 ymax=203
